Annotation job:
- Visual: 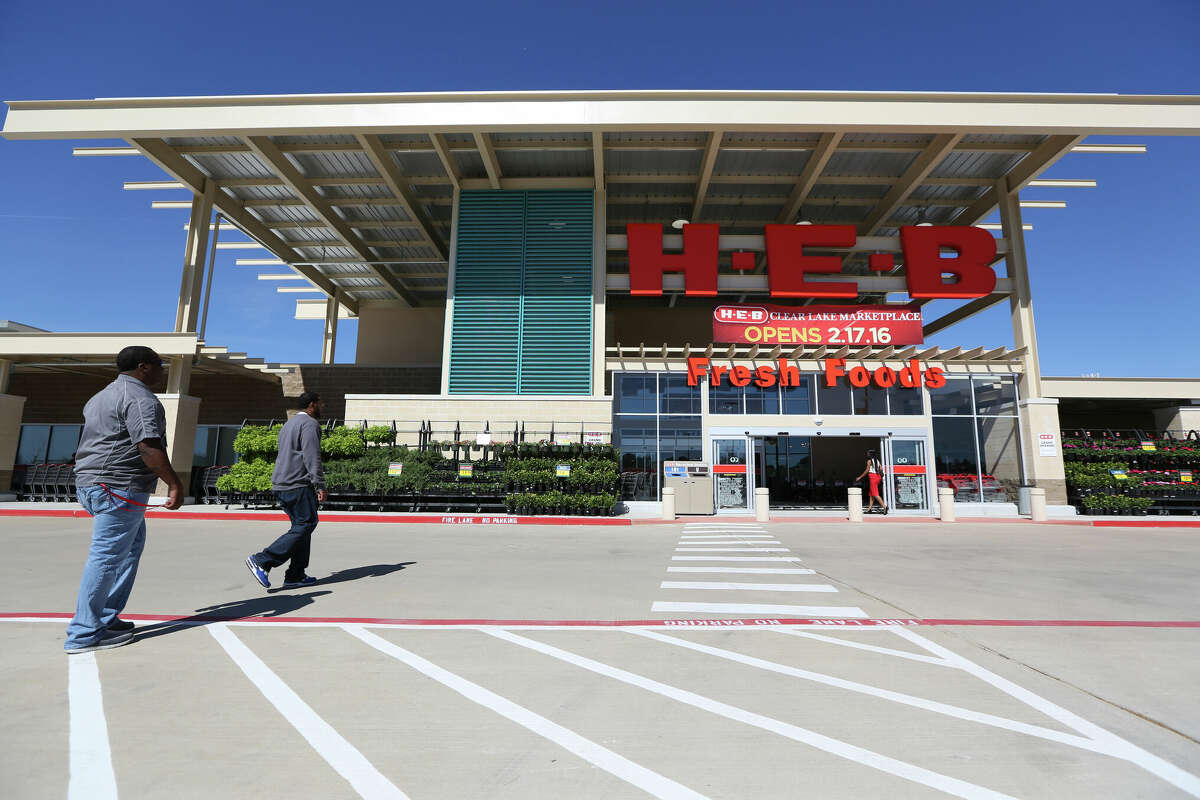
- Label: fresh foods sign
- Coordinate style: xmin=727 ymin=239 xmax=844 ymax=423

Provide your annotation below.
xmin=627 ymin=223 xmax=997 ymax=299
xmin=713 ymin=303 xmax=923 ymax=346
xmin=686 ymin=357 xmax=946 ymax=390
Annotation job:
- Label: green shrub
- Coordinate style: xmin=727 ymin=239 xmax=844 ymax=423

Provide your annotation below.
xmin=364 ymin=426 xmax=394 ymax=445
xmin=322 ymin=426 xmax=367 ymax=459
xmin=219 ymin=458 xmax=274 ymax=492
xmin=232 ymin=425 xmax=282 ymax=460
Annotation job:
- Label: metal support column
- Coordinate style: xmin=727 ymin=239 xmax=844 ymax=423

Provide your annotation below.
xmin=0 ymin=359 xmax=10 ymax=395
xmin=997 ymin=178 xmax=1066 ymax=505
xmin=175 ymin=180 xmax=216 ymax=334
xmin=198 ymin=213 xmax=223 ymax=343
xmin=440 ymin=186 xmax=461 ymax=395
xmin=322 ymin=288 xmax=341 ymax=364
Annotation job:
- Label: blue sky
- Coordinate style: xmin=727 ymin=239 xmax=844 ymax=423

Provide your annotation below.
xmin=1 ymin=0 xmax=1197 ymax=376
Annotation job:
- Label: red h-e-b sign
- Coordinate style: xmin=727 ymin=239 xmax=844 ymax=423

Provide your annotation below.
xmin=627 ymin=223 xmax=997 ymax=299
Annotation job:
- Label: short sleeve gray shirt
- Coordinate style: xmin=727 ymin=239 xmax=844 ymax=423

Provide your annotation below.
xmin=73 ymin=374 xmax=168 ymax=493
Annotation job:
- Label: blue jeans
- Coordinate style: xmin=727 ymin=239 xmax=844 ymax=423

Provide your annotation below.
xmin=64 ymin=485 xmax=150 ymax=650
xmin=253 ymin=486 xmax=318 ymax=582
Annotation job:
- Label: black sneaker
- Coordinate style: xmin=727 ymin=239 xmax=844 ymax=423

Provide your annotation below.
xmin=108 ymin=618 xmax=135 ymax=632
xmin=282 ymin=575 xmax=318 ymax=589
xmin=246 ymin=556 xmax=270 ymax=588
xmin=65 ymin=629 xmax=134 ymax=654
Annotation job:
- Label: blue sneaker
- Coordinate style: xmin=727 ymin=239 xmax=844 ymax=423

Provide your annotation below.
xmin=245 ymin=556 xmax=270 ymax=588
xmin=282 ymin=575 xmax=318 ymax=589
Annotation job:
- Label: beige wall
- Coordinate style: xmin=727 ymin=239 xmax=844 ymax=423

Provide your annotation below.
xmin=0 ymin=394 xmax=27 ymax=493
xmin=1152 ymin=406 xmax=1200 ymax=432
xmin=355 ymin=305 xmax=446 ymax=365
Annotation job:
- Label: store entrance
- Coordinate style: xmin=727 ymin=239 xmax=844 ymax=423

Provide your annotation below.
xmin=753 ymin=435 xmax=881 ymax=509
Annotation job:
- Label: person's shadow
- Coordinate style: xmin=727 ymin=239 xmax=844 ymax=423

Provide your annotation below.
xmin=133 ymin=562 xmax=415 ymax=642
xmin=265 ymin=562 xmax=415 ymax=594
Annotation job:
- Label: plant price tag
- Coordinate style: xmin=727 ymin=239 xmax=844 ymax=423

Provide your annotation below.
xmin=387 ymin=463 xmax=403 ymax=477
xmin=1180 ymin=470 xmax=1193 ymax=483
xmin=584 ymin=431 xmax=605 ymax=444
xmin=1110 ymin=469 xmax=1128 ymax=480
xmin=556 ymin=464 xmax=571 ymax=478
xmin=1140 ymin=441 xmax=1157 ymax=452
xmin=476 ymin=433 xmax=492 ymax=446
xmin=459 ymin=464 xmax=474 ymax=478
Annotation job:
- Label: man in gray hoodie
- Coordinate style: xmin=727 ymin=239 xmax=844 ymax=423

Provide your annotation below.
xmin=245 ymin=392 xmax=327 ymax=589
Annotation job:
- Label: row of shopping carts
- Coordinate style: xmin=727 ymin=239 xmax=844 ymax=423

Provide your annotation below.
xmin=16 ymin=463 xmax=77 ymax=502
xmin=936 ymin=473 xmax=1007 ymax=502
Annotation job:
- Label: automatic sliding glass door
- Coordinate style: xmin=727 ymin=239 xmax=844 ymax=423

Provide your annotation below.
xmin=712 ymin=438 xmax=749 ymax=511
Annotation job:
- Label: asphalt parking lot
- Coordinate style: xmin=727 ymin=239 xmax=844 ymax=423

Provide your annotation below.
xmin=2 ymin=515 xmax=1198 ymax=799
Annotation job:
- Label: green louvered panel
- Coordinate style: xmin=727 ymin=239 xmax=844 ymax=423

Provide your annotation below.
xmin=448 ymin=192 xmax=524 ymax=394
xmin=519 ymin=191 xmax=594 ymax=395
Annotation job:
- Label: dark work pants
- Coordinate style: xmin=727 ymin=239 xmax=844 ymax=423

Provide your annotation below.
xmin=255 ymin=486 xmax=319 ymax=581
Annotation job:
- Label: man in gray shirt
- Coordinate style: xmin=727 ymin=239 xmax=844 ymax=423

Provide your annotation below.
xmin=65 ymin=346 xmax=184 ymax=654
xmin=245 ymin=392 xmax=327 ymax=590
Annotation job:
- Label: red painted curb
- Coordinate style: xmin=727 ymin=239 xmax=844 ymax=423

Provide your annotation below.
xmin=4 ymin=612 xmax=1199 ymax=628
xmin=0 ymin=508 xmax=631 ymax=525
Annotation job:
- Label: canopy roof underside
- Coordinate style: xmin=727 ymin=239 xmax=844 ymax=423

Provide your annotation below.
xmin=5 ymin=90 xmax=1198 ymax=311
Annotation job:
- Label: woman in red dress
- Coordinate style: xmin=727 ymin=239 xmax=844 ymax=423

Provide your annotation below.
xmin=855 ymin=449 xmax=888 ymax=515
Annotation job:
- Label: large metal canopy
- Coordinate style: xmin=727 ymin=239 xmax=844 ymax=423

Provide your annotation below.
xmin=5 ymin=90 xmax=1198 ymax=313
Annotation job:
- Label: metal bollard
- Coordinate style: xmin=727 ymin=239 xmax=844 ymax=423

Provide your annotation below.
xmin=938 ymin=487 xmax=956 ymax=522
xmin=662 ymin=487 xmax=676 ymax=521
xmin=1029 ymin=487 xmax=1047 ymax=522
xmin=755 ymin=487 xmax=770 ymax=522
xmin=847 ymin=487 xmax=863 ymax=522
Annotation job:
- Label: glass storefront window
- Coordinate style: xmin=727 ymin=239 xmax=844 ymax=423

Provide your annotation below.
xmin=46 ymin=426 xmax=82 ymax=463
xmin=659 ymin=416 xmax=702 ymax=462
xmin=928 ymin=377 xmax=973 ymax=415
xmin=615 ymin=373 xmax=656 ymax=413
xmin=977 ymin=416 xmax=1021 ymax=502
xmin=973 ymin=376 xmax=1017 ymax=416
xmin=613 ymin=415 xmax=658 ymax=501
xmin=709 ymin=382 xmax=742 ymax=414
xmin=933 ymin=417 xmax=981 ymax=500
xmin=15 ymin=425 xmax=51 ymax=465
xmin=744 ymin=384 xmax=780 ymax=415
xmin=816 ymin=382 xmax=852 ymax=415
xmin=852 ymin=385 xmax=888 ymax=415
xmin=780 ymin=377 xmax=813 ymax=414
xmin=887 ymin=385 xmax=923 ymax=415
xmin=660 ymin=374 xmax=701 ymax=415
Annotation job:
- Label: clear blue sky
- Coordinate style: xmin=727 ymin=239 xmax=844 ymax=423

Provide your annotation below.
xmin=1 ymin=0 xmax=1197 ymax=376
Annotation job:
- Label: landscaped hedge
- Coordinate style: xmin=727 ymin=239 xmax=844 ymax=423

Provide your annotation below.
xmin=1063 ymin=441 xmax=1200 ymax=515
xmin=216 ymin=424 xmax=622 ymax=515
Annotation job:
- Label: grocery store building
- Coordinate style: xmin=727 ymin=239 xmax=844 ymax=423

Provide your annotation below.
xmin=2 ymin=90 xmax=1199 ymax=514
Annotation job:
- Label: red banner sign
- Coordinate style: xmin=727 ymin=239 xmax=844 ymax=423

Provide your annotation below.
xmin=713 ymin=303 xmax=924 ymax=346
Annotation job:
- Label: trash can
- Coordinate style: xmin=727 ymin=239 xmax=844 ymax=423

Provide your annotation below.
xmin=1017 ymin=485 xmax=1034 ymax=516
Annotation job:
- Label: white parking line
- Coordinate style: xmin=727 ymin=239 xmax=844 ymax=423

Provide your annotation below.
xmin=68 ymin=653 xmax=117 ymax=800
xmin=660 ymin=581 xmax=838 ymax=593
xmin=652 ymin=602 xmax=868 ymax=617
xmin=632 ymin=630 xmax=1102 ymax=752
xmin=674 ymin=547 xmax=789 ymax=552
xmin=672 ymin=556 xmax=802 ymax=562
xmin=344 ymin=626 xmax=710 ymax=800
xmin=486 ymin=629 xmax=1019 ymax=800
xmin=667 ymin=567 xmax=816 ymax=575
xmin=208 ymin=624 xmax=409 ymax=799
xmin=677 ymin=540 xmax=783 ymax=546
xmin=679 ymin=534 xmax=778 ymax=539
xmin=892 ymin=628 xmax=1200 ymax=797
xmin=769 ymin=628 xmax=954 ymax=666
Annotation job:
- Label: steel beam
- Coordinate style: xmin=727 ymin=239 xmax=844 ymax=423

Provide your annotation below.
xmin=244 ymin=135 xmax=420 ymax=307
xmin=130 ymin=137 xmax=357 ymax=314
